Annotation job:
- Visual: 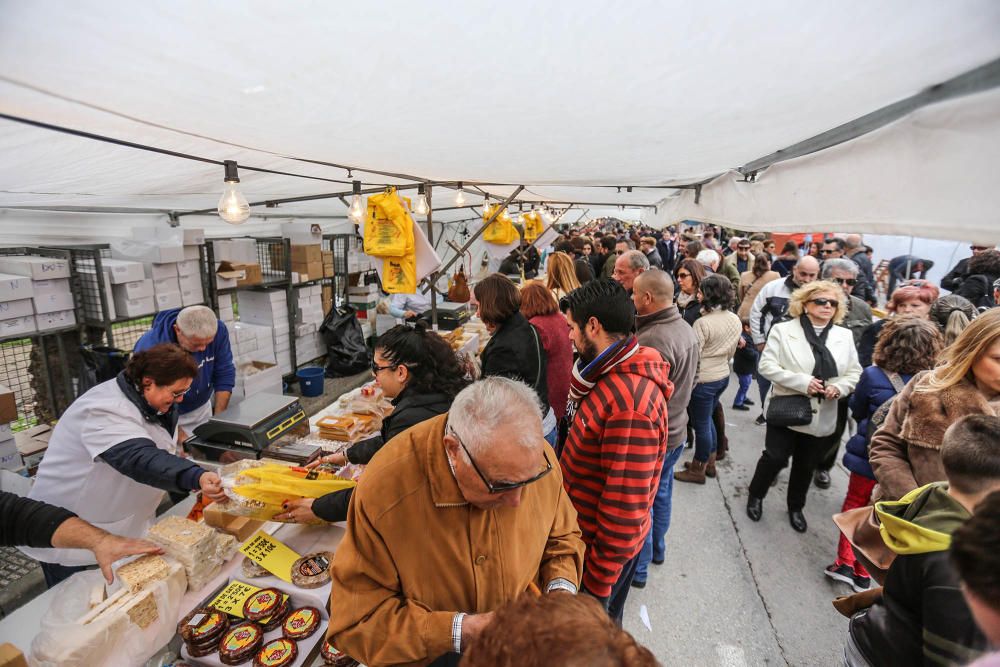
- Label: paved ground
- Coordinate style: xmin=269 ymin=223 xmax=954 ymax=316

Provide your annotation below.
xmin=624 ymin=379 xmax=855 ymax=666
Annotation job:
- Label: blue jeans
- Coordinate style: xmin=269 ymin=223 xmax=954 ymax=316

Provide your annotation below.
xmin=734 ymin=373 xmax=753 ymax=406
xmin=691 ymin=378 xmax=730 ymax=463
xmin=634 ymin=444 xmax=685 ymax=582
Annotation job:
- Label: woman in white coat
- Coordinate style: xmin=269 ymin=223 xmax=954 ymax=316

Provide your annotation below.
xmin=745 ymin=281 xmax=862 ymax=533
xmin=22 ymin=343 xmax=227 ymax=587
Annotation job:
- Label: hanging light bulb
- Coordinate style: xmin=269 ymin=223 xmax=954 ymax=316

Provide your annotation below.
xmin=348 ymin=180 xmax=364 ymax=222
xmin=415 ymin=184 xmax=429 ymax=215
xmin=455 ymin=182 xmax=466 ymax=206
xmin=217 ymin=160 xmax=250 ymax=224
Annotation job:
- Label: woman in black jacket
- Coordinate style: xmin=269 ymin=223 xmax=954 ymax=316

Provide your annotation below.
xmin=276 ymin=323 xmax=469 ymax=523
xmin=475 ymin=273 xmax=556 ymax=443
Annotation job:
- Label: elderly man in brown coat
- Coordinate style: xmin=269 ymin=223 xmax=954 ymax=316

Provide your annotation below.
xmin=328 ymin=377 xmax=585 ymax=667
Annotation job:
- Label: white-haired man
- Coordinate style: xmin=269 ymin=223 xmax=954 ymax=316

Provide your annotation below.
xmin=134 ymin=305 xmax=236 ymax=437
xmin=328 ymin=377 xmax=584 ymax=667
xmin=698 ymin=248 xmax=741 ymax=292
xmin=612 ymin=249 xmax=650 ymax=293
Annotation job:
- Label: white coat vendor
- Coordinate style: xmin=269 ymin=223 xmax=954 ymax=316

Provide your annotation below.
xmin=21 ymin=343 xmax=227 ymax=588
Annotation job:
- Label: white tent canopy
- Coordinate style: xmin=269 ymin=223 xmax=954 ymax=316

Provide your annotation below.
xmin=1 ymin=1 xmax=999 ymax=247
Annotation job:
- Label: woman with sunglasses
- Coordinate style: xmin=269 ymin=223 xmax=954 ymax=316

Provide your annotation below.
xmin=858 ymin=280 xmax=940 ymax=367
xmin=278 ymin=323 xmax=470 ymax=523
xmin=746 ymin=281 xmax=861 ymax=533
xmin=22 ymin=344 xmax=227 ymax=587
xmin=674 ymin=258 xmax=706 ymax=326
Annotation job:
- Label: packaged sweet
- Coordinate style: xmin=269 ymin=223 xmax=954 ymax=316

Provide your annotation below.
xmin=290 ymin=552 xmax=333 ymax=589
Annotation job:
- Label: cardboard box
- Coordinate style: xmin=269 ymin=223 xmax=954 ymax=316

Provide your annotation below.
xmin=114 ymin=295 xmax=156 ymax=318
xmin=0 ymin=438 xmax=21 ymax=471
xmin=100 ymin=259 xmax=147 ymax=284
xmin=178 ymin=272 xmax=203 ymax=293
xmin=280 ymin=221 xmax=322 ymax=245
xmin=111 ymin=239 xmax=184 ymax=264
xmin=0 ymin=386 xmax=15 ymax=423
xmin=290 ymin=244 xmax=323 ymax=264
xmin=239 ymin=360 xmax=283 ymax=396
xmin=15 ymin=424 xmax=50 ymax=471
xmin=0 ymin=316 xmax=36 ymax=337
xmin=0 ymin=299 xmax=34 ymax=319
xmin=235 ymin=263 xmax=262 ymax=287
xmin=154 ymin=291 xmax=182 ymax=311
xmin=176 ymin=259 xmax=200 ymax=277
xmin=32 ymin=291 xmax=74 ymax=314
xmin=180 ymin=289 xmax=203 ymax=306
xmin=152 ymin=276 xmax=180 ymax=295
xmin=35 ymin=309 xmax=76 ymax=332
xmin=228 ymin=238 xmax=257 ymax=264
xmin=112 ymin=279 xmax=154 ymax=302
xmin=202 ymin=503 xmax=265 ymax=542
xmin=132 ymin=226 xmax=204 ymax=245
xmin=145 ymin=262 xmax=178 ymax=280
xmin=0 ymin=423 xmax=12 ymax=443
xmin=0 ymin=256 xmax=70 ymax=280
xmin=183 ymin=245 xmax=201 ymax=261
xmin=0 ymin=273 xmax=33 ymax=302
xmin=291 ymin=261 xmax=323 ymax=280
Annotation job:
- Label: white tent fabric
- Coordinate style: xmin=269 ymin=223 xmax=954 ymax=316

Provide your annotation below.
xmin=1 ymin=1 xmax=999 ymax=248
xmin=646 ymin=87 xmax=1000 ymax=243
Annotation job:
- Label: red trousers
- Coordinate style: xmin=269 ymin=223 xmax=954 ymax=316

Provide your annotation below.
xmin=835 ymin=472 xmax=877 ymax=576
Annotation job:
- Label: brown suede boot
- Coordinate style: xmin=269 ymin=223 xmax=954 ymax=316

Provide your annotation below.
xmin=705 ymin=453 xmax=717 ymax=478
xmin=674 ymin=459 xmax=707 ymax=484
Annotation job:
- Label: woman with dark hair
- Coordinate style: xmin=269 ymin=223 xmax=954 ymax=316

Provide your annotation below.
xmin=22 ymin=343 xmax=226 ymax=587
xmin=807 ymin=240 xmax=823 ymax=260
xmin=675 ymin=275 xmax=742 ymax=484
xmin=520 ymin=280 xmax=573 ymax=421
xmin=738 ymin=252 xmax=780 ymax=322
xmin=955 ymin=249 xmax=1000 ymax=309
xmin=930 ymin=294 xmax=977 ymax=346
xmin=825 ymin=317 xmax=943 ymax=592
xmin=475 ymin=273 xmax=555 ymax=442
xmin=674 ymin=258 xmax=706 ymax=325
xmin=278 ymin=323 xmax=470 ymax=523
xmin=771 ymin=241 xmax=800 ymax=277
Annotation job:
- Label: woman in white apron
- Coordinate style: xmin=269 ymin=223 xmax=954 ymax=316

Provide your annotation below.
xmin=21 ymin=343 xmax=226 ymax=587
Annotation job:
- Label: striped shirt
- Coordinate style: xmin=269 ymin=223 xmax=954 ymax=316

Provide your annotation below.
xmin=560 ymin=346 xmax=672 ymax=598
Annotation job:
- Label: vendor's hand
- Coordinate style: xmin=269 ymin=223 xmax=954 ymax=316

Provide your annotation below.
xmin=460 ymin=611 xmax=496 ymax=647
xmin=807 ymin=378 xmax=825 ymax=396
xmin=403 ymin=310 xmax=417 ymax=319
xmin=306 ymin=452 xmax=347 ymax=469
xmin=823 ymin=385 xmax=841 ymax=400
xmin=274 ymin=498 xmax=319 ymax=523
xmin=199 ymin=472 xmax=227 ymax=503
xmin=755 ymin=343 xmax=765 ymax=353
xmin=92 ymin=535 xmax=163 ymax=584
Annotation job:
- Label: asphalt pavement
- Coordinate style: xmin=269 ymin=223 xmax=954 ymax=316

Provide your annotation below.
xmin=623 ymin=379 xmax=855 ymax=666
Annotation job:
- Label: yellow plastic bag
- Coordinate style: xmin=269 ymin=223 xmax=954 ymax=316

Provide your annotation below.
xmin=228 ymin=463 xmax=356 ymax=521
xmin=364 ymin=188 xmax=415 ymax=257
xmin=483 ymin=204 xmax=519 ymax=245
xmin=382 ymin=253 xmax=417 ymax=294
xmin=523 ymin=211 xmax=544 ymax=242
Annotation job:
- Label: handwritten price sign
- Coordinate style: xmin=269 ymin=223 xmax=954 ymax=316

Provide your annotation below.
xmin=208 ymin=580 xmax=290 ymax=619
xmin=239 ymin=531 xmax=301 ymax=583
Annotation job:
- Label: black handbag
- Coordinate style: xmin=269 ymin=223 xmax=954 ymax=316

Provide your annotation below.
xmin=766 ymin=395 xmax=815 ymax=427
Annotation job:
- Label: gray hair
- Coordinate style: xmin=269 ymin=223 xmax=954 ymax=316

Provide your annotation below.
xmin=844 ymin=234 xmax=863 ymax=250
xmin=176 ymin=305 xmax=219 ymax=339
xmin=448 ymin=377 xmax=542 ymax=457
xmin=821 ymin=258 xmax=860 ymax=279
xmin=620 ymin=249 xmax=650 ymax=271
xmin=695 ymin=249 xmax=720 ymax=269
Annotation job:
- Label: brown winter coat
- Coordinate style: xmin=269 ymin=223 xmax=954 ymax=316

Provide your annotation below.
xmin=737 ymin=270 xmax=781 ymax=323
xmin=869 ymin=371 xmax=999 ymax=501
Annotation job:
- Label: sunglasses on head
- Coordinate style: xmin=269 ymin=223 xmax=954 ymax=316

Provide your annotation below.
xmin=833 ymin=278 xmax=857 ymax=286
xmin=810 ymin=298 xmax=839 ymax=307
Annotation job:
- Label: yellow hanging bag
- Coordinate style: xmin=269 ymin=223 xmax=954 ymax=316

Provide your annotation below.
xmin=382 ymin=253 xmax=417 ymax=294
xmin=364 ymin=187 xmax=415 ymax=258
xmin=482 ymin=204 xmax=519 ymax=245
xmin=523 ymin=211 xmax=544 ymax=242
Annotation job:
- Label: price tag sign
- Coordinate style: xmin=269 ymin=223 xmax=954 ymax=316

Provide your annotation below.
xmin=239 ymin=531 xmax=301 ymax=583
xmin=208 ymin=581 xmax=260 ymax=618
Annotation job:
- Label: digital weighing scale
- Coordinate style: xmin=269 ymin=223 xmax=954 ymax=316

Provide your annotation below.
xmin=185 ymin=393 xmax=313 ymax=460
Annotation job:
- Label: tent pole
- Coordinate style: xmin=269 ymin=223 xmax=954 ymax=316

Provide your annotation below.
xmin=426 ymin=185 xmax=438 ymax=329
xmin=905 ymin=235 xmax=915 ymax=285
xmin=421 ymin=186 xmax=525 ymax=293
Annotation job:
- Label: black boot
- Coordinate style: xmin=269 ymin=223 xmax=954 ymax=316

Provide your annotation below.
xmin=746 ymin=496 xmax=763 ymax=522
xmin=789 ymin=510 xmax=808 ymax=533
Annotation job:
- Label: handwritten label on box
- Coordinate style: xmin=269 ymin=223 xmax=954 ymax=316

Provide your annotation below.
xmin=239 ymin=531 xmax=300 ymax=583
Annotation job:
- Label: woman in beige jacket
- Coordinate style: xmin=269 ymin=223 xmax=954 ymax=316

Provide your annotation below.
xmin=738 ymin=253 xmax=780 ymax=323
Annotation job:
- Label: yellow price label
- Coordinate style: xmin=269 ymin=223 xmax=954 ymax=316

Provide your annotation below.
xmin=208 ymin=580 xmax=290 ymax=620
xmin=239 ymin=531 xmax=301 ymax=584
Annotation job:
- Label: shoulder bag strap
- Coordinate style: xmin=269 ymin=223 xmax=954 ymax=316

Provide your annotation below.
xmin=886 ymin=371 xmax=906 ymax=393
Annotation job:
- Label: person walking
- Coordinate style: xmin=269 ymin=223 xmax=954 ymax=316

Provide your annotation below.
xmin=675 ymin=275 xmax=742 ymax=484
xmin=746 ymin=281 xmax=862 ymax=533
xmin=629 ymin=269 xmax=699 ymax=588
xmin=674 ymin=258 xmax=706 ymax=326
xmin=737 ymin=253 xmax=780 ymax=323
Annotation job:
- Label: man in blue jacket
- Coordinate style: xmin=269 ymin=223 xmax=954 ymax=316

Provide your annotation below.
xmin=134 ymin=305 xmax=236 ymax=439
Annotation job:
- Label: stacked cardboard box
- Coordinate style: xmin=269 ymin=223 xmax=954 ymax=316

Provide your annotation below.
xmin=321 ymin=284 xmax=334 ymax=313
xmin=347 ymin=284 xmax=381 ymax=320
xmin=0 ymin=256 xmax=76 ymax=334
xmin=212 ymin=240 xmax=261 ymax=288
xmin=227 ymin=321 xmax=276 ymax=364
xmin=217 ymin=293 xmax=235 ymax=323
xmin=0 ymin=386 xmax=21 ymax=471
xmin=290 ymin=244 xmax=323 ymax=282
xmin=280 ymin=221 xmax=322 ymax=246
xmin=83 ymin=258 xmax=145 ymax=319
xmin=294 ymin=285 xmax=325 ymax=363
xmin=129 ymin=227 xmax=205 ymax=311
xmin=234 ymin=291 xmax=291 ymax=373
xmin=231 ymin=360 xmax=283 ymax=403
xmin=345 ymin=235 xmax=374 ymax=273
xmin=148 ymin=261 xmax=182 ymax=311
xmin=322 ymin=250 xmax=334 ymax=278
xmin=0 ymin=272 xmax=36 ymax=337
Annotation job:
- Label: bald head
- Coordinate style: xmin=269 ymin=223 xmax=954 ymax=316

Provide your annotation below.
xmin=845 ymin=234 xmax=863 ymax=250
xmin=633 ymin=268 xmax=674 ymax=305
xmin=793 ymin=255 xmax=820 ymax=286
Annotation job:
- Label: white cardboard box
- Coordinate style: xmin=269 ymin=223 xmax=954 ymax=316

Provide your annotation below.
xmin=99 ymin=259 xmax=146 ymax=284
xmin=280 ymin=222 xmax=323 ymax=245
xmin=176 ymin=259 xmax=200 ymax=277
xmin=217 ymin=294 xmax=233 ymax=309
xmin=180 ymin=289 xmax=203 ymax=306
xmin=0 ymin=273 xmax=34 ymax=302
xmin=152 ymin=276 xmax=180 ymax=295
xmin=113 ymin=279 xmax=154 ymax=301
xmin=114 ymin=295 xmax=156 ymax=318
xmin=31 ymin=278 xmax=70 ymax=296
xmin=111 ymin=239 xmax=185 ymax=264
xmin=238 ymin=361 xmax=283 ymax=397
xmin=0 ymin=315 xmax=36 ymax=337
xmin=35 ymin=309 xmax=76 ymax=331
xmin=132 ymin=226 xmax=204 ymax=245
xmin=231 ymin=239 xmax=258 ymax=264
xmin=0 ymin=423 xmax=12 ymax=443
xmin=183 ymin=245 xmax=201 ymax=260
xmin=145 ymin=262 xmax=179 ymax=280
xmin=0 ymin=256 xmax=70 ymax=280
xmin=0 ymin=438 xmax=22 ymax=471
xmin=0 ymin=299 xmax=34 ymax=319
xmin=212 ymin=240 xmax=234 ymax=262
xmin=178 ymin=272 xmax=202 ymax=292
xmin=218 ymin=306 xmax=235 ymax=322
xmin=154 ymin=291 xmax=183 ymax=311
xmin=32 ymin=291 xmax=75 ymax=314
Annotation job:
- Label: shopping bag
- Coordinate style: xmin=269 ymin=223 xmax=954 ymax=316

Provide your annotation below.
xmin=382 ymin=254 xmax=417 ymax=294
xmin=483 ymin=205 xmax=519 ymax=245
xmin=523 ymin=211 xmax=544 ymax=242
xmin=364 ymin=188 xmax=415 ymax=257
xmin=320 ymin=305 xmax=371 ymax=377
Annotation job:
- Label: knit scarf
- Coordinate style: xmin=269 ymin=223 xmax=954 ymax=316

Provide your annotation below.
xmin=566 ymin=335 xmax=640 ymax=411
xmin=799 ymin=315 xmax=839 ymax=381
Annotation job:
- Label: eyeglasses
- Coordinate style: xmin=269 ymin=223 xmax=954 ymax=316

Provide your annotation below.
xmin=821 ymin=249 xmax=839 ymax=255
xmin=677 ymin=272 xmax=691 ymax=279
xmin=171 ymin=387 xmax=190 ymax=398
xmin=737 ymin=246 xmax=751 ymax=250
xmin=832 ymin=278 xmax=857 ymax=286
xmin=448 ymin=425 xmax=553 ymax=494
xmin=371 ymin=361 xmax=395 ymax=374
xmin=810 ymin=298 xmax=839 ymax=307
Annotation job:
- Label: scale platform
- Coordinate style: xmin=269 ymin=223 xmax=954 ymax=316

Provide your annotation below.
xmin=187 ymin=393 xmax=309 ymax=459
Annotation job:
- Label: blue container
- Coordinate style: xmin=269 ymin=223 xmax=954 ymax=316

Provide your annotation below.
xmin=296 ymin=367 xmax=325 ymax=397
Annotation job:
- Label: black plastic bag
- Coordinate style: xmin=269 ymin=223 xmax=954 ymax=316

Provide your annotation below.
xmin=320 ymin=305 xmax=370 ymax=377
xmin=78 ymin=344 xmax=130 ymax=393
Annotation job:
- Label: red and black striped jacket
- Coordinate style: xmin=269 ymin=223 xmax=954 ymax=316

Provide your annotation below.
xmin=560 ymin=346 xmax=672 ymax=598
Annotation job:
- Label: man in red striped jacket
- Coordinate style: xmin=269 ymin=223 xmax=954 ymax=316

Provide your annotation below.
xmin=559 ymin=279 xmax=673 ymax=623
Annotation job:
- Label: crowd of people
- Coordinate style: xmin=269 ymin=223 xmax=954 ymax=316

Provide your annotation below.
xmin=2 ymin=226 xmax=999 ymax=666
